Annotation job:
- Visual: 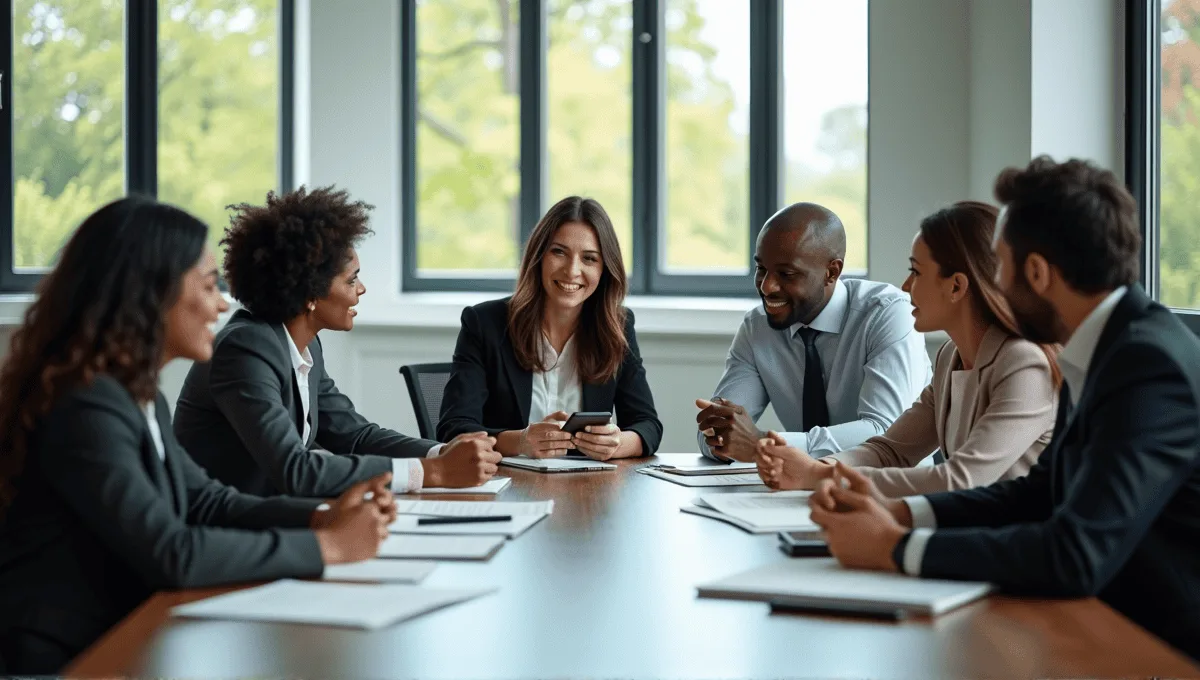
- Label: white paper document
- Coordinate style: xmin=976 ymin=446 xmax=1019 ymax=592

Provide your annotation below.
xmin=172 ymin=580 xmax=495 ymax=629
xmin=322 ymin=559 xmax=437 ymax=583
xmin=683 ymin=491 xmax=817 ymax=533
xmin=388 ymin=499 xmax=554 ymax=538
xmin=499 ymin=457 xmax=617 ymax=472
xmin=406 ymin=477 xmax=512 ymax=495
xmin=697 ymin=558 xmax=994 ymax=616
xmin=639 ymin=468 xmax=766 ymax=487
xmin=378 ymin=534 xmax=506 ymax=560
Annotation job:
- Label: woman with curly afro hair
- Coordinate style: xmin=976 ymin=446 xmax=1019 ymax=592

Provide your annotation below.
xmin=173 ymin=186 xmax=500 ymax=498
xmin=0 ymin=197 xmax=392 ymax=674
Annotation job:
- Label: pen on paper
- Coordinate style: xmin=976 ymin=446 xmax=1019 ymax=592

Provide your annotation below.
xmin=416 ymin=515 xmax=513 ymax=526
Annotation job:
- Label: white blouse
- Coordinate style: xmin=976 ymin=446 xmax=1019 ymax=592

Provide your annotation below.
xmin=528 ymin=334 xmax=582 ymax=424
xmin=143 ymin=401 xmax=166 ymax=461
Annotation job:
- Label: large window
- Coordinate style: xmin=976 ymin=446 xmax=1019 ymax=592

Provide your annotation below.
xmin=402 ymin=0 xmax=870 ymax=295
xmin=0 ymin=0 xmax=292 ymax=291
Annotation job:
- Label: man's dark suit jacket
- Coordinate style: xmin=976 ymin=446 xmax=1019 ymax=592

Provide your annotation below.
xmin=437 ymin=298 xmax=663 ymax=454
xmin=914 ymin=285 xmax=1200 ymax=661
xmin=174 ymin=309 xmax=438 ymax=498
xmin=0 ymin=376 xmax=323 ymax=674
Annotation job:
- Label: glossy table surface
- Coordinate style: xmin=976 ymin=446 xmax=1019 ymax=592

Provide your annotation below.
xmin=67 ymin=454 xmax=1200 ymax=679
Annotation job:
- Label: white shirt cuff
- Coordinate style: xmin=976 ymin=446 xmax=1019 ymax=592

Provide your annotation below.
xmin=390 ymin=458 xmax=425 ymax=492
xmin=903 ymin=528 xmax=934 ymax=576
xmin=426 ymin=443 xmax=443 ymax=458
xmin=779 ymin=430 xmax=810 ymax=452
xmin=904 ymin=495 xmax=938 ymax=529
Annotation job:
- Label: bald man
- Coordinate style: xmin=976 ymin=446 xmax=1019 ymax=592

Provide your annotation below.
xmin=697 ymin=203 xmax=931 ymax=462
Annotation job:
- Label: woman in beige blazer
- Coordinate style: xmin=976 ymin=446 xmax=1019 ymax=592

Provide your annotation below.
xmin=756 ymin=201 xmax=1060 ymax=497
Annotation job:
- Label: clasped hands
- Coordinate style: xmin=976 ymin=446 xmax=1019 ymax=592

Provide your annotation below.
xmin=520 ymin=411 xmax=624 ymax=461
xmin=805 ymin=459 xmax=914 ymax=573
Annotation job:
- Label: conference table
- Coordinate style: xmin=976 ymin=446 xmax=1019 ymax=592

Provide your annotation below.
xmin=67 ymin=454 xmax=1199 ymax=678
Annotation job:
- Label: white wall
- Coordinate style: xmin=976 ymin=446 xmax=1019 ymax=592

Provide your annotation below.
xmin=0 ymin=0 xmax=1127 ymax=454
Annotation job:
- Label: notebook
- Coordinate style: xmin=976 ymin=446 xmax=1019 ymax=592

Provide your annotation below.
xmin=697 ymin=559 xmax=994 ymax=616
xmin=378 ymin=534 xmax=505 ymax=561
xmin=389 ymin=500 xmax=554 ymax=538
xmin=645 ymin=461 xmax=758 ymax=476
xmin=499 ymin=457 xmax=617 ymax=473
xmin=173 ymin=580 xmax=495 ymax=629
xmin=639 ymin=468 xmax=766 ymax=487
xmin=405 ymin=477 xmax=512 ymax=495
xmin=681 ymin=491 xmax=817 ymax=533
xmin=321 ymin=559 xmax=437 ymax=583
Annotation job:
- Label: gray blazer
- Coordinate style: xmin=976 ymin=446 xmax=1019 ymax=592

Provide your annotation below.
xmin=174 ymin=309 xmax=437 ymax=498
xmin=0 ymin=375 xmax=322 ymax=673
xmin=829 ymin=326 xmax=1057 ymax=497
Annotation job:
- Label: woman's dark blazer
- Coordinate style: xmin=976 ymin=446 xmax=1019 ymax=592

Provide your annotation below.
xmin=0 ymin=376 xmax=323 ymax=674
xmin=437 ymin=298 xmax=663 ymax=454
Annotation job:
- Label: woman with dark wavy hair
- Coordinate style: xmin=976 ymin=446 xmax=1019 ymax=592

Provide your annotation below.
xmin=173 ymin=186 xmax=500 ymax=498
xmin=438 ymin=196 xmax=662 ymax=459
xmin=0 ymin=197 xmax=392 ymax=674
xmin=757 ymin=201 xmax=1061 ymax=496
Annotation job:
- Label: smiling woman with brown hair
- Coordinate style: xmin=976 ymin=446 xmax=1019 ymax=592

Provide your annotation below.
xmin=438 ymin=196 xmax=662 ymax=460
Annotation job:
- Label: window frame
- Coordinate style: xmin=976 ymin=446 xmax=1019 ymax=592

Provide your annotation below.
xmin=0 ymin=0 xmax=296 ymax=293
xmin=400 ymin=0 xmax=822 ymax=297
xmin=1127 ymin=0 xmax=1200 ymax=333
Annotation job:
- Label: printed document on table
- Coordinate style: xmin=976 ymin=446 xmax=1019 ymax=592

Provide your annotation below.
xmin=405 ymin=477 xmax=512 ymax=495
xmin=322 ymin=559 xmax=437 ymax=583
xmin=378 ymin=534 xmax=506 ymax=560
xmin=388 ymin=499 xmax=554 ymax=538
xmin=694 ymin=491 xmax=817 ymax=530
xmin=172 ymin=580 xmax=495 ymax=629
xmin=639 ymin=468 xmax=766 ymax=487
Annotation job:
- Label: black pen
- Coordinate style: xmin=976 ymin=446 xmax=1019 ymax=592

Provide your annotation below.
xmin=768 ymin=599 xmax=909 ymax=622
xmin=416 ymin=515 xmax=512 ymax=526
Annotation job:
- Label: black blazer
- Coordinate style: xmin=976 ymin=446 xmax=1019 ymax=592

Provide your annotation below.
xmin=437 ymin=298 xmax=663 ymax=454
xmin=0 ymin=376 xmax=323 ymax=674
xmin=174 ymin=309 xmax=438 ymax=498
xmin=914 ymin=286 xmax=1200 ymax=661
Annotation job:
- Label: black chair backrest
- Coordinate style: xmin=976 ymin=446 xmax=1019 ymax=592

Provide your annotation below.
xmin=399 ymin=363 xmax=454 ymax=440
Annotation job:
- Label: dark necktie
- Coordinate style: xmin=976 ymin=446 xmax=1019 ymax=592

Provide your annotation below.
xmin=797 ymin=327 xmax=831 ymax=429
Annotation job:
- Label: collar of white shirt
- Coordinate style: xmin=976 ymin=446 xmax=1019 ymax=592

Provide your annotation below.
xmin=1057 ymin=286 xmax=1128 ymax=400
xmin=282 ymin=326 xmax=314 ymax=375
xmin=788 ymin=278 xmax=849 ymax=337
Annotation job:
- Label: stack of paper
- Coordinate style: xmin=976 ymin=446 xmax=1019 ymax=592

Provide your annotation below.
xmin=404 ymin=477 xmax=512 ymax=495
xmin=389 ymin=499 xmax=555 ymax=538
xmin=681 ymin=491 xmax=817 ymax=533
xmin=648 ymin=461 xmax=758 ymax=476
xmin=322 ymin=559 xmax=437 ymax=583
xmin=173 ymin=580 xmax=494 ymax=629
xmin=638 ymin=468 xmax=766 ymax=488
xmin=378 ymin=534 xmax=506 ymax=561
xmin=499 ymin=457 xmax=617 ymax=473
xmin=697 ymin=558 xmax=994 ymax=616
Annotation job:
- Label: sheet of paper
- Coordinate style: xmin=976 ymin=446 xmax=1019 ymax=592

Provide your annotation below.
xmin=697 ymin=559 xmax=994 ymax=616
xmin=639 ymin=468 xmax=767 ymax=487
xmin=695 ymin=491 xmax=816 ymax=530
xmin=378 ymin=534 xmax=506 ymax=560
xmin=388 ymin=513 xmax=547 ymax=538
xmin=406 ymin=477 xmax=512 ymax=495
xmin=172 ymin=580 xmax=495 ymax=629
xmin=393 ymin=499 xmax=554 ymax=517
xmin=322 ymin=559 xmax=437 ymax=583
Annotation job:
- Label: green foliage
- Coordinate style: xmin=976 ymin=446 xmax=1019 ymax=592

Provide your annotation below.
xmin=416 ymin=0 xmax=868 ymax=276
xmin=13 ymin=0 xmax=279 ymax=269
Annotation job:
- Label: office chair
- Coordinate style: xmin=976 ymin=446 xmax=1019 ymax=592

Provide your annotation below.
xmin=399 ymin=363 xmax=454 ymax=440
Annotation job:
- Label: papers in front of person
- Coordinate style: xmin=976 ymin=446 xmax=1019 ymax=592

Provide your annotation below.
xmin=638 ymin=468 xmax=766 ymax=488
xmin=499 ymin=457 xmax=617 ymax=473
xmin=697 ymin=558 xmax=994 ymax=616
xmin=172 ymin=580 xmax=495 ymax=629
xmin=406 ymin=477 xmax=513 ymax=495
xmin=322 ymin=559 xmax=437 ymax=583
xmin=388 ymin=500 xmax=555 ymax=538
xmin=645 ymin=461 xmax=759 ymax=476
xmin=681 ymin=490 xmax=817 ymax=533
xmin=378 ymin=534 xmax=506 ymax=561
